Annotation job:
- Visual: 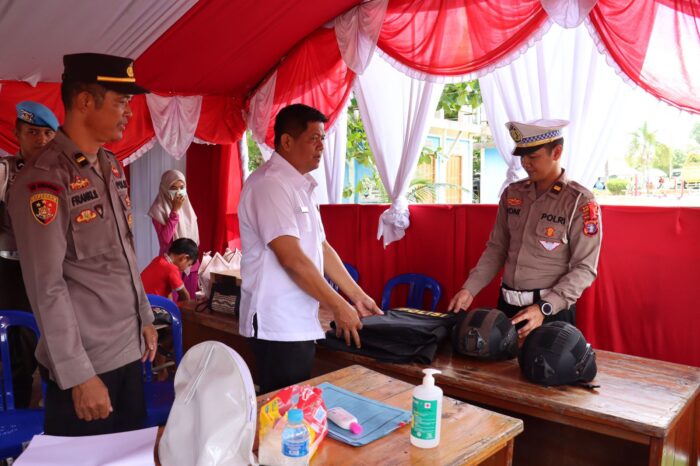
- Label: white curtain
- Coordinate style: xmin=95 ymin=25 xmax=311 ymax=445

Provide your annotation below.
xmin=318 ymin=105 xmax=349 ymax=203
xmin=130 ymin=142 xmax=186 ymax=271
xmin=479 ymin=23 xmax=635 ymax=192
xmin=247 ymin=72 xmax=278 ymax=159
xmin=334 ymin=0 xmax=388 ymax=74
xmin=540 ymin=0 xmax=597 ymax=28
xmin=146 ymin=94 xmax=202 ymax=159
xmin=354 ymin=53 xmax=444 ymax=247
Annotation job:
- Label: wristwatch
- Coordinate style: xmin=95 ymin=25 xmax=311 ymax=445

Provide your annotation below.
xmin=536 ymin=299 xmax=553 ymax=316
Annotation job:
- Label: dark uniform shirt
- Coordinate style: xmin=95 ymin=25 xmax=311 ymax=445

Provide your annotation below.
xmin=464 ymin=171 xmax=602 ymax=314
xmin=8 ymin=131 xmax=153 ymax=389
xmin=0 ymin=154 xmax=24 ymax=254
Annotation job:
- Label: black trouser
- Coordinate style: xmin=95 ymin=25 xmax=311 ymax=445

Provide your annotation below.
xmin=249 ymin=314 xmax=316 ymax=394
xmin=0 ymin=257 xmax=38 ymax=408
xmin=248 ymin=338 xmax=316 ymax=395
xmin=43 ymin=360 xmax=146 ymax=436
xmin=497 ymin=287 xmax=576 ymax=329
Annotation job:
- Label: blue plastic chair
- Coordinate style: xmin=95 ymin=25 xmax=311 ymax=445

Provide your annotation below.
xmin=0 ymin=311 xmax=44 ymax=460
xmin=143 ymin=295 xmax=183 ymax=427
xmin=326 ymin=262 xmax=360 ymax=292
xmin=380 ymin=273 xmax=443 ymax=311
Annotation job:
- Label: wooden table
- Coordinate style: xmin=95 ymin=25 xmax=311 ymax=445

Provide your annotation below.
xmin=178 ymin=302 xmax=700 ymax=466
xmin=155 ymin=365 xmax=523 ymax=465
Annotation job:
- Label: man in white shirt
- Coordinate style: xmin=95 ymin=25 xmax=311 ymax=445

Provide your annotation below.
xmin=239 ymin=104 xmax=382 ymax=393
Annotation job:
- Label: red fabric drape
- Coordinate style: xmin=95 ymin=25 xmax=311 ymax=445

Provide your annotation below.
xmin=590 ymin=0 xmax=700 ymax=113
xmin=321 ymin=204 xmax=700 ymax=367
xmin=263 ymin=27 xmax=356 ymax=147
xmin=186 ymin=143 xmax=242 ymax=253
xmin=377 ymin=0 xmax=548 ymax=76
xmin=195 ymin=96 xmax=247 ymax=144
xmin=0 ymin=82 xmax=64 ymax=154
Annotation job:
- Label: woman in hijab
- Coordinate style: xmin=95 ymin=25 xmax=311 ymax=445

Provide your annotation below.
xmin=148 ymin=169 xmax=200 ymax=298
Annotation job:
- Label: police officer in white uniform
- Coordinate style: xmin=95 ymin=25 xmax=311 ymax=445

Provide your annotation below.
xmin=239 ymin=104 xmax=382 ymax=393
xmin=449 ymin=119 xmax=602 ymax=341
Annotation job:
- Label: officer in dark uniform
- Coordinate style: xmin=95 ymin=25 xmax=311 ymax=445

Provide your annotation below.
xmin=0 ymin=101 xmax=58 ymax=408
xmin=8 ymin=53 xmax=157 ymax=436
xmin=449 ymin=120 xmax=602 ymax=341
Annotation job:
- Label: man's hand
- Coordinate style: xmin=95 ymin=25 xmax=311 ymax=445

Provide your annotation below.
xmin=351 ymin=292 xmax=383 ymax=318
xmin=72 ymin=376 xmax=112 ymax=421
xmin=141 ymin=324 xmax=158 ymax=363
xmin=171 ymin=194 xmax=185 ymax=212
xmin=448 ymin=288 xmax=474 ymax=313
xmin=332 ymin=301 xmax=364 ymax=348
xmin=511 ymin=304 xmax=545 ymax=340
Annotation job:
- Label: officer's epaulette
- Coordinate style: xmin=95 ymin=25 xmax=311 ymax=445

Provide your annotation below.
xmin=550 ymin=181 xmax=564 ymax=195
xmin=73 ymin=153 xmax=89 ymax=167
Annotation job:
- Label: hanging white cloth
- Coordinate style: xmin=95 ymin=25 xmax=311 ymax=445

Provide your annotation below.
xmin=146 ymin=94 xmax=202 ymax=159
xmin=479 ymin=23 xmax=635 ymax=194
xmin=541 ymin=0 xmax=598 ymax=28
xmin=129 ymin=142 xmax=186 ymax=271
xmin=334 ymin=0 xmax=388 ymax=74
xmin=319 ymin=104 xmax=349 ymax=204
xmin=354 ymin=53 xmax=444 ymax=247
xmin=247 ymin=72 xmax=278 ymax=154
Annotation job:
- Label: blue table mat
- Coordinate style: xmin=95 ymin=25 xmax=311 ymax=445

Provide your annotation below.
xmin=318 ymin=382 xmax=411 ymax=447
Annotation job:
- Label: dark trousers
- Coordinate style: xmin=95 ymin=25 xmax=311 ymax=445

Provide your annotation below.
xmin=248 ymin=338 xmax=316 ymax=395
xmin=43 ymin=360 xmax=146 ymax=436
xmin=0 ymin=257 xmax=38 ymax=408
xmin=497 ymin=287 xmax=576 ymax=329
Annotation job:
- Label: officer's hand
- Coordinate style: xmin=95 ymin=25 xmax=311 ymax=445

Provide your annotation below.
xmin=448 ymin=288 xmax=474 ymax=313
xmin=352 ymin=293 xmax=383 ymax=318
xmin=72 ymin=376 xmax=112 ymax=421
xmin=141 ymin=324 xmax=158 ymax=363
xmin=511 ymin=304 xmax=544 ymax=340
xmin=332 ymin=301 xmax=363 ymax=348
xmin=171 ymin=194 xmax=185 ymax=212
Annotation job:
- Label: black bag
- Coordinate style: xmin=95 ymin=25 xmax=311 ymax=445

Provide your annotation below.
xmin=207 ymin=280 xmax=241 ymax=317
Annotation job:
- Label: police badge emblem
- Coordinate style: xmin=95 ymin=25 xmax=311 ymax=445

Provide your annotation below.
xmin=30 ymin=193 xmax=59 ymax=225
xmin=508 ymin=124 xmax=523 ymax=143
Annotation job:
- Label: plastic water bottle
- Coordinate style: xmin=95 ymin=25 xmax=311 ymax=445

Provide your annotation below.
xmin=281 ymin=408 xmax=310 ymax=465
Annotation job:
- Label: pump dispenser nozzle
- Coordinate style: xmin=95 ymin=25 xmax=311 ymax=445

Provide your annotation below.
xmin=421 ymin=368 xmax=442 ymax=386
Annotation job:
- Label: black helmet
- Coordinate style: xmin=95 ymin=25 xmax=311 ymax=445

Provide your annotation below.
xmin=519 ymin=321 xmax=597 ymax=386
xmin=452 ymin=308 xmax=518 ymax=360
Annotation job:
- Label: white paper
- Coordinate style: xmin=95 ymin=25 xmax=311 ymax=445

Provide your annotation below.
xmin=14 ymin=426 xmax=158 ymax=466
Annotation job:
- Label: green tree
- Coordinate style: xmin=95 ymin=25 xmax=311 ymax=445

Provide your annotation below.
xmin=672 ymin=149 xmax=687 ymax=170
xmin=652 ymin=142 xmax=672 ymax=176
xmin=246 ymin=130 xmax=263 ymax=173
xmin=625 ymin=122 xmax=658 ymax=188
xmin=437 ymin=81 xmax=482 ymax=120
xmin=691 ymin=122 xmax=700 ymax=145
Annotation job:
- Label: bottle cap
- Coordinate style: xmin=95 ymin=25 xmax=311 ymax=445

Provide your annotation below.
xmin=350 ymin=422 xmax=363 ymax=435
xmin=287 ymin=408 xmax=303 ymax=423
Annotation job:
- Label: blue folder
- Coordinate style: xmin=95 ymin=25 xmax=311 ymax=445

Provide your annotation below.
xmin=318 ymin=382 xmax=412 ymax=447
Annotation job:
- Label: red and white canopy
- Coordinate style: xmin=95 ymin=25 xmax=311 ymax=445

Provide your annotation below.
xmin=0 ymin=0 xmax=698 ymax=160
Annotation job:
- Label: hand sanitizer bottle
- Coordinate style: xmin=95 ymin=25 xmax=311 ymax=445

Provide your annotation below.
xmin=410 ymin=368 xmax=443 ymax=449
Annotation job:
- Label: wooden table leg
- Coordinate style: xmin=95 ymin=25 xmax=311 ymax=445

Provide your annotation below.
xmin=478 ymin=439 xmax=514 ymax=466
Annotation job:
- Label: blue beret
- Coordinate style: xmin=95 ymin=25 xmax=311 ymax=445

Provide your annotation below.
xmin=16 ymin=101 xmax=59 ymax=131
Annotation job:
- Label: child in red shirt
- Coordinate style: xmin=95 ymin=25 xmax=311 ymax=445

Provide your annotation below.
xmin=141 ymin=238 xmax=198 ymax=301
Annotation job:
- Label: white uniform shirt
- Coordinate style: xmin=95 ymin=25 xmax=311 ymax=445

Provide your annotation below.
xmin=238 ymin=152 xmax=326 ymax=341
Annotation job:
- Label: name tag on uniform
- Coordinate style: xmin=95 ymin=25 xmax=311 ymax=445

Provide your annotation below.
xmin=299 ymin=206 xmax=310 ymax=213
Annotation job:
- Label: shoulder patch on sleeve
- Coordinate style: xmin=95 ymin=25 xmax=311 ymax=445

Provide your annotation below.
xmin=30 ymin=192 xmax=59 ymax=225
